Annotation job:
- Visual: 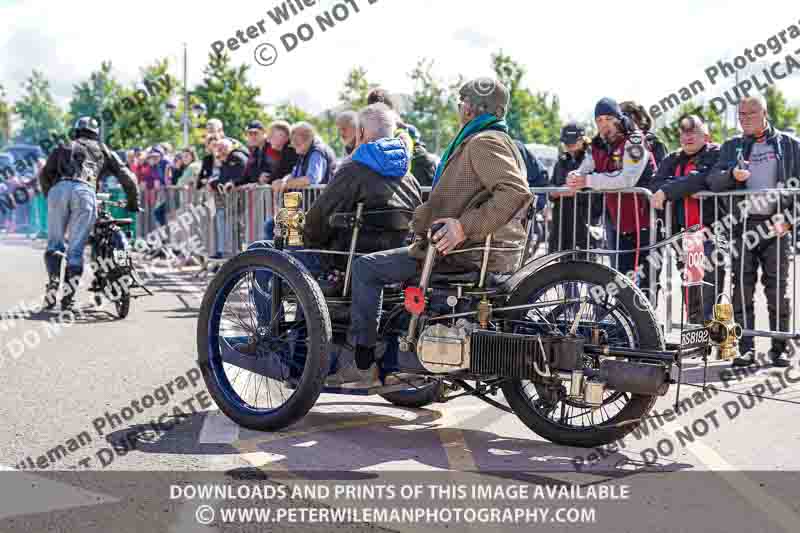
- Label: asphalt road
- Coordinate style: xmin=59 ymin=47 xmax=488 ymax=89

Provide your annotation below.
xmin=1 ymin=235 xmax=800 ymax=532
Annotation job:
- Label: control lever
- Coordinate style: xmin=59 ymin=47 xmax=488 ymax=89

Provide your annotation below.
xmin=401 ymin=222 xmax=445 ymax=351
xmin=430 ymin=222 xmax=446 ymax=243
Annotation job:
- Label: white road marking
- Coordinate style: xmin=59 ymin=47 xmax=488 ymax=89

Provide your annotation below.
xmin=660 ymin=419 xmax=799 ymax=533
xmin=198 ymin=411 xmax=240 ymax=444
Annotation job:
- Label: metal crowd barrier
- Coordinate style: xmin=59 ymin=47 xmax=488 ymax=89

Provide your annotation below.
xmin=662 ymin=188 xmax=800 ymax=343
xmin=527 ymin=186 xmax=659 ymax=306
xmin=130 ymin=183 xmax=800 ymax=343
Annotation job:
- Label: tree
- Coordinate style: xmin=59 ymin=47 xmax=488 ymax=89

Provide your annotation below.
xmin=191 ymin=52 xmax=270 ymax=143
xmin=406 ymin=58 xmax=462 ymax=153
xmin=0 ymin=84 xmax=11 ymax=145
xmin=338 ymin=67 xmax=376 ymax=110
xmin=491 ymin=51 xmax=561 ymax=145
xmin=67 ymin=61 xmax=123 ymax=142
xmin=764 ymin=86 xmax=800 ymax=133
xmin=105 ymin=59 xmax=182 ymax=149
xmin=13 ymin=70 xmax=66 ymax=145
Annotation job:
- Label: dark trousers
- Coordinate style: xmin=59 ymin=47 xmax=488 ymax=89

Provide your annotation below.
xmin=606 ymin=225 xmax=656 ymax=301
xmin=247 ymin=240 xmax=323 ymax=323
xmin=350 ymin=247 xmax=420 ymax=347
xmin=731 ymin=221 xmax=791 ymax=354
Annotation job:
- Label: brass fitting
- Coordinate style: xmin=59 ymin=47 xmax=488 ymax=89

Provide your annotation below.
xmin=477 ymin=296 xmax=492 ymax=329
xmin=706 ymin=294 xmax=743 ymax=360
xmin=275 ymin=192 xmax=305 ymax=247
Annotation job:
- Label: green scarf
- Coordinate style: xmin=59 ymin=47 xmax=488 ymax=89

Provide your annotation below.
xmin=432 ymin=113 xmax=508 ymax=187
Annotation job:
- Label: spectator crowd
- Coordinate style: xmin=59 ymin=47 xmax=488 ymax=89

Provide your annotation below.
xmin=4 ymin=85 xmax=800 ymax=368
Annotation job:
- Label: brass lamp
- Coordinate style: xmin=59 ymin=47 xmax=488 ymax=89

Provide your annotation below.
xmin=275 ymin=192 xmax=305 ymax=247
xmin=706 ymin=294 xmax=743 ymax=360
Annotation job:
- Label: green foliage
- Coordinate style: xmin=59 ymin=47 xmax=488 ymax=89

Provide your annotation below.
xmin=274 ymin=102 xmax=315 ymax=125
xmin=338 ymin=67 xmax=376 ymax=110
xmin=13 ymin=70 xmax=66 ymax=144
xmin=191 ymin=52 xmax=271 ymax=144
xmin=491 ymin=51 xmax=561 ymax=145
xmin=67 ymin=61 xmax=122 ymax=138
xmin=765 ymin=86 xmax=800 ymax=133
xmin=104 ymin=59 xmax=181 ymax=149
xmin=0 ymin=84 xmax=11 ymax=145
xmin=406 ymin=58 xmax=462 ymax=154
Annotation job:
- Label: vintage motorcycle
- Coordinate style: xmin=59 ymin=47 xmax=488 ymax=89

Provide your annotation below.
xmin=196 ymin=193 xmax=737 ymax=447
xmin=86 ymin=193 xmax=152 ymax=318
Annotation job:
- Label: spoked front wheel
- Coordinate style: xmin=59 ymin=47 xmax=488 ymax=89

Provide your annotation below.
xmin=197 ymin=249 xmax=331 ymax=431
xmin=502 ymin=261 xmax=664 ymax=447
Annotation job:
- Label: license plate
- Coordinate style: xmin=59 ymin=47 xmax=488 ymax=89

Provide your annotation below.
xmin=680 ymin=327 xmax=709 ymax=350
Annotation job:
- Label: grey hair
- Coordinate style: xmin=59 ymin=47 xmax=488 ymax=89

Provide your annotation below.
xmin=357 ymin=103 xmax=396 ymax=141
xmin=207 ymin=118 xmax=223 ymax=131
xmin=739 ymin=92 xmax=769 ymax=112
xmin=336 ymin=110 xmax=359 ymax=129
xmin=290 ymin=121 xmax=316 ymax=139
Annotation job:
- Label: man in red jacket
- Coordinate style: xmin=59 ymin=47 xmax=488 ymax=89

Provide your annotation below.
xmin=567 ymin=97 xmax=657 ymax=300
xmin=651 ymin=115 xmax=722 ymax=324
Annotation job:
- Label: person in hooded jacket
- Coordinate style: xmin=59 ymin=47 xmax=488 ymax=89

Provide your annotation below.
xmin=303 ymin=103 xmax=423 ymax=270
xmin=246 ymin=103 xmax=422 ymax=329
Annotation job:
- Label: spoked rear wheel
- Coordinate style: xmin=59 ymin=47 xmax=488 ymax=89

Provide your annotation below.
xmin=197 ymin=250 xmax=331 ymax=431
xmin=502 ymin=261 xmax=663 ymax=447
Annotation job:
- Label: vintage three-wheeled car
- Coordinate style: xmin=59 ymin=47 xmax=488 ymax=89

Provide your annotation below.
xmin=196 ymin=193 xmax=735 ymax=448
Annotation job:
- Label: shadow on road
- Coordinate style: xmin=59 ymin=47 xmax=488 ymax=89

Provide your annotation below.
xmin=108 ymin=401 xmax=694 ymax=483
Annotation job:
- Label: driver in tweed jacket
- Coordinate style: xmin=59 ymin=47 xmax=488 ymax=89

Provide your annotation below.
xmin=346 ymin=77 xmax=533 ymax=386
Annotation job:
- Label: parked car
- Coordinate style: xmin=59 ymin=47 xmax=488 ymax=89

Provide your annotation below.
xmin=526 ymin=143 xmax=559 ymax=178
xmin=2 ymin=143 xmax=46 ymax=177
xmin=0 ymin=152 xmax=16 ymax=179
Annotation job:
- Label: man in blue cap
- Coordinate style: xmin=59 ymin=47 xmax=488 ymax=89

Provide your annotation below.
xmin=567 ymin=97 xmax=658 ymax=298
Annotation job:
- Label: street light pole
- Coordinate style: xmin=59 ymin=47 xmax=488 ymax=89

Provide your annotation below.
xmin=182 ymin=43 xmax=189 ymax=147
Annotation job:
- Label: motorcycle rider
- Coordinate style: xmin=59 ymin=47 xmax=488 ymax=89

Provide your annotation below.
xmin=39 ymin=117 xmax=139 ymax=311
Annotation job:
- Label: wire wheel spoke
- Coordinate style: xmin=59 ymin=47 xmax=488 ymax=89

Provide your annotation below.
xmin=515 ymin=278 xmax=639 ymax=430
xmin=215 ymin=267 xmax=308 ymax=411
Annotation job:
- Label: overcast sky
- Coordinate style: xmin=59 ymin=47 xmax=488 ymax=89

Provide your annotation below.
xmin=2 ymin=0 xmax=800 ymax=129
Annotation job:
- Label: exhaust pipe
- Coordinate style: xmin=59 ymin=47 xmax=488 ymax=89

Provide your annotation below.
xmin=597 ymin=360 xmax=669 ymax=396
